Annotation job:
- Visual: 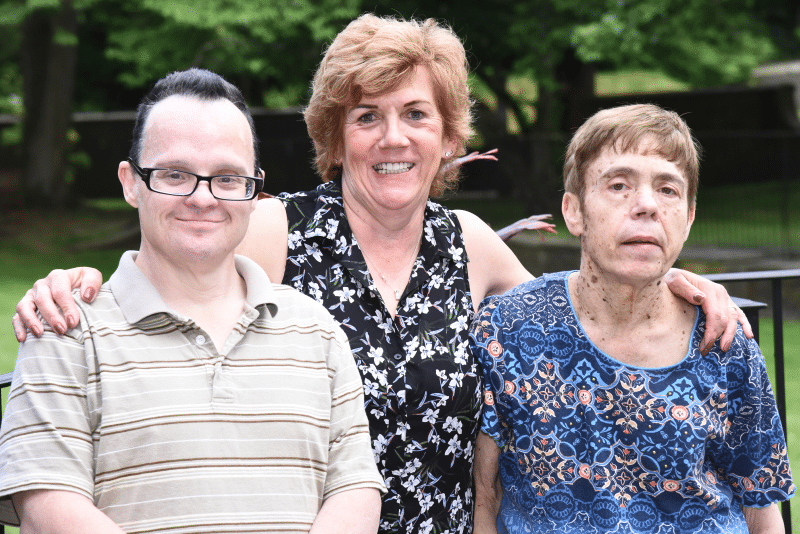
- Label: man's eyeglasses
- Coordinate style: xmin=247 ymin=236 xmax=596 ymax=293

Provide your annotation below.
xmin=128 ymin=158 xmax=264 ymax=201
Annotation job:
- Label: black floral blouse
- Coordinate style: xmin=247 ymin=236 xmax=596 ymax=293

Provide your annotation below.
xmin=279 ymin=180 xmax=481 ymax=534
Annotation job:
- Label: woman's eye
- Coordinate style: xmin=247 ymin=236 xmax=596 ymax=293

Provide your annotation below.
xmin=610 ymin=182 xmax=625 ymax=191
xmin=660 ymin=187 xmax=678 ymax=196
xmin=358 ymin=112 xmax=376 ymax=124
xmin=407 ymin=109 xmax=424 ymax=120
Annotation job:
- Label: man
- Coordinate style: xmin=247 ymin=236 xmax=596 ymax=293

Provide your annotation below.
xmin=471 ymin=104 xmax=793 ymax=533
xmin=0 ymin=68 xmax=384 ymax=533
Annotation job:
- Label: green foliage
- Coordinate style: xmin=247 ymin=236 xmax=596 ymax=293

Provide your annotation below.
xmin=571 ymin=0 xmax=776 ymax=87
xmin=97 ymin=0 xmax=359 ymax=106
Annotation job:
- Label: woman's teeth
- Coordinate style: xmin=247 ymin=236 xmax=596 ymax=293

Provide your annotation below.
xmin=374 ymin=162 xmax=414 ymax=174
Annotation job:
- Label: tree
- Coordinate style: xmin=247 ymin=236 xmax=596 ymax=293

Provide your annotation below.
xmin=364 ymin=0 xmax=793 ymax=212
xmin=12 ymin=0 xmax=81 ymax=207
xmin=3 ymin=0 xmax=360 ymax=207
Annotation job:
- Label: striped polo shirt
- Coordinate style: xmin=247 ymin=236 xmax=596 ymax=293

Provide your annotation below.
xmin=0 ymin=251 xmax=384 ymax=532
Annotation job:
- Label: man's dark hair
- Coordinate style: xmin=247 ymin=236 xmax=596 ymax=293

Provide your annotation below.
xmin=129 ymin=68 xmax=260 ymax=173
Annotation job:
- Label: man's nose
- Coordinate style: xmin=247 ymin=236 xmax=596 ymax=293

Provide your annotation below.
xmin=187 ymin=179 xmax=218 ymax=206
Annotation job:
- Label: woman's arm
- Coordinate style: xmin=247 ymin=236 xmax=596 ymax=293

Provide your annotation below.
xmin=455 ymin=209 xmax=534 ymax=308
xmin=12 ymin=197 xmax=291 ymax=342
xmin=13 ymin=267 xmax=102 ymax=341
xmin=742 ymin=503 xmax=784 ymax=534
xmin=235 ymin=197 xmax=289 ymax=283
xmin=664 ymin=268 xmax=753 ymax=354
xmin=474 ymin=432 xmax=503 ymax=534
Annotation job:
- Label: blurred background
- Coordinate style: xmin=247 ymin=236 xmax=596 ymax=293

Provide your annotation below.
xmin=0 ymin=1 xmax=799 ymax=530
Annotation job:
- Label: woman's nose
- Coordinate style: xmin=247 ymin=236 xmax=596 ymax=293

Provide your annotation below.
xmin=631 ymin=187 xmax=658 ymax=217
xmin=379 ymin=115 xmax=410 ymax=148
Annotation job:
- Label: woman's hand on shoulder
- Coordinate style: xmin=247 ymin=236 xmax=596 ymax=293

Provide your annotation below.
xmin=237 ymin=197 xmax=289 ymax=284
xmin=664 ymin=268 xmax=753 ymax=354
xmin=13 ymin=267 xmax=102 ymax=342
xmin=454 ymin=210 xmax=534 ymax=308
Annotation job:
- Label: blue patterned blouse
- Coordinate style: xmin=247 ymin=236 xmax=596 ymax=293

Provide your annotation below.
xmin=279 ymin=180 xmax=481 ymax=534
xmin=470 ymin=271 xmax=794 ymax=534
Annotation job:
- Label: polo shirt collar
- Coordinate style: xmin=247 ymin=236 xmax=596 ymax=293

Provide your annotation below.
xmin=109 ymin=250 xmax=277 ymax=324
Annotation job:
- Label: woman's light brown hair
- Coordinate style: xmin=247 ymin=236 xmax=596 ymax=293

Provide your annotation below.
xmin=304 ymin=13 xmax=474 ymax=196
xmin=563 ymin=104 xmax=700 ymax=205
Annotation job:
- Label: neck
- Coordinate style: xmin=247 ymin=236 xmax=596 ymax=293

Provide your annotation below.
xmin=342 ymin=190 xmax=425 ymax=315
xmin=135 ymin=246 xmax=247 ymax=351
xmin=568 ymin=259 xmax=696 ymax=367
xmin=570 ymin=260 xmax=673 ymax=327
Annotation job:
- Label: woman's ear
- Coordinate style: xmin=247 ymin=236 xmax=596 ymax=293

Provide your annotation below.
xmin=562 ymin=192 xmax=584 ymax=237
xmin=118 ymin=161 xmax=139 ymax=209
xmin=443 ymin=138 xmax=457 ymax=159
xmin=683 ymin=203 xmax=696 ymax=242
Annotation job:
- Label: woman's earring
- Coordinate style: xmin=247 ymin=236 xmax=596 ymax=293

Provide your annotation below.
xmin=445 ymin=151 xmax=453 ymax=157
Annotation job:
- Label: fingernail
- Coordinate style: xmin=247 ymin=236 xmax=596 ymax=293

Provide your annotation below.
xmin=32 ymin=326 xmax=43 ymax=337
xmin=83 ymin=288 xmax=95 ymax=301
xmin=66 ymin=314 xmax=77 ymax=328
xmin=693 ymin=294 xmax=703 ymax=304
xmin=54 ymin=322 xmax=65 ymax=335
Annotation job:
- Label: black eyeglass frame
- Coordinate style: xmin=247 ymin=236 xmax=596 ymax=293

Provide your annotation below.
xmin=127 ymin=158 xmax=264 ymax=201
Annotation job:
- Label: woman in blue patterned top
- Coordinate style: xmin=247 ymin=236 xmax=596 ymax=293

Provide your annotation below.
xmin=471 ymin=104 xmax=794 ymax=534
xmin=14 ymin=18 xmax=754 ymax=534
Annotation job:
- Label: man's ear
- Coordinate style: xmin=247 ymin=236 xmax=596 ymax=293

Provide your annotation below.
xmin=562 ymin=192 xmax=584 ymax=237
xmin=118 ymin=161 xmax=139 ymax=209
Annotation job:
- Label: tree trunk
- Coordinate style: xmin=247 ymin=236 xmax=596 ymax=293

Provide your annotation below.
xmin=21 ymin=0 xmax=78 ymax=207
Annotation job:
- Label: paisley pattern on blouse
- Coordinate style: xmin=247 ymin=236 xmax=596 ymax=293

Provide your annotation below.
xmin=470 ymin=272 xmax=795 ymax=534
xmin=279 ymin=180 xmax=481 ymax=534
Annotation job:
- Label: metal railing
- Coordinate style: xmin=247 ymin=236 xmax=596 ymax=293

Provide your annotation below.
xmin=706 ymin=268 xmax=800 ymax=532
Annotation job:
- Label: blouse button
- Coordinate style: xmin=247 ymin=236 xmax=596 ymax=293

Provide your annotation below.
xmin=393 ymin=353 xmax=403 ymax=361
xmin=195 ymin=334 xmax=206 ymax=345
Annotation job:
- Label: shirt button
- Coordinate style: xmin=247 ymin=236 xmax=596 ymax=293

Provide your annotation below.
xmin=393 ymin=353 xmax=403 ymax=361
xmin=195 ymin=334 xmax=206 ymax=345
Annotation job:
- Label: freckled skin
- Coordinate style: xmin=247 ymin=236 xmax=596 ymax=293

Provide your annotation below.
xmin=562 ymin=141 xmax=698 ymax=367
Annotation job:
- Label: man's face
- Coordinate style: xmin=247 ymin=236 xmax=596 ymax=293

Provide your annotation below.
xmin=562 ymin=139 xmax=695 ymax=284
xmin=119 ymin=95 xmax=257 ymax=265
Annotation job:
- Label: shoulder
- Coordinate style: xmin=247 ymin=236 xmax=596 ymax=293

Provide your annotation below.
xmin=451 ymin=209 xmax=534 ymax=301
xmin=237 ymin=197 xmax=289 ymax=282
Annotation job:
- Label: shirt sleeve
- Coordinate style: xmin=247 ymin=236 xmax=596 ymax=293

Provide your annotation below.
xmin=708 ymin=330 xmax=795 ymax=507
xmin=0 ymin=308 xmax=97 ymax=526
xmin=470 ymin=295 xmax=510 ymax=448
xmin=323 ymin=323 xmax=386 ymax=498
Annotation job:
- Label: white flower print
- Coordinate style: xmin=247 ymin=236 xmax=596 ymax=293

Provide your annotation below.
xmin=448 ymin=371 xmax=465 ymax=389
xmin=445 ymin=436 xmax=461 ymax=457
xmin=443 ymin=416 xmax=463 ymax=435
xmin=304 ymin=242 xmax=323 ymax=262
xmin=419 ymin=342 xmax=436 ymax=360
xmin=279 ymin=182 xmax=480 ymax=534
xmin=288 ymin=230 xmax=303 ymax=249
xmin=422 ymin=408 xmax=439 ymax=424
xmin=334 ymin=286 xmax=355 ymax=303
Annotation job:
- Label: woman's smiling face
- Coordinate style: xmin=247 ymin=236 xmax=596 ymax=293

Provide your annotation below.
xmin=340 ymin=66 xmax=455 ymax=213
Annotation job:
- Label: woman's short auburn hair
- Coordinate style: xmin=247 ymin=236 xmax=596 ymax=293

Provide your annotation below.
xmin=304 ymin=13 xmax=474 ymax=196
xmin=563 ymin=104 xmax=701 ymax=205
